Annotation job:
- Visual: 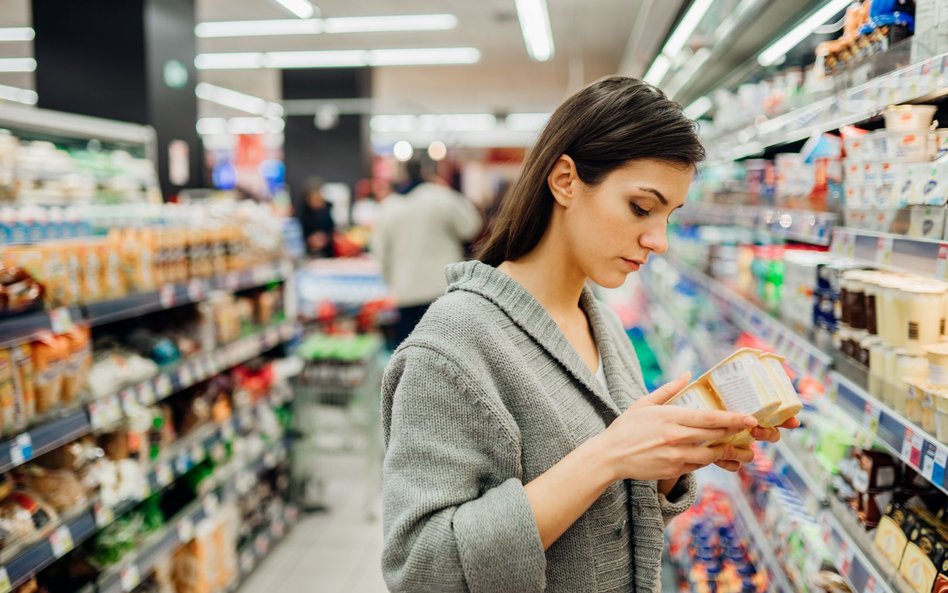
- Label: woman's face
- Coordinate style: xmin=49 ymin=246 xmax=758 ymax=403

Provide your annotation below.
xmin=556 ymin=158 xmax=693 ymax=289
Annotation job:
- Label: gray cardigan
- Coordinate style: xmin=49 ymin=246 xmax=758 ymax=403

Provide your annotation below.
xmin=381 ymin=261 xmax=697 ymax=593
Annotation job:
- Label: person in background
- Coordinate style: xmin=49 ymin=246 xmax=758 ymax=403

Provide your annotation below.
xmin=296 ymin=176 xmax=335 ymax=258
xmin=371 ymin=158 xmax=483 ymax=348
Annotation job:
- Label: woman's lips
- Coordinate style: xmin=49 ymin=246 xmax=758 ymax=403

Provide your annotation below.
xmin=621 ymin=258 xmax=642 ymax=271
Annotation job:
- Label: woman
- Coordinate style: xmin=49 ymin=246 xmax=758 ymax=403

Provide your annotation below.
xmin=381 ymin=77 xmax=798 ymax=593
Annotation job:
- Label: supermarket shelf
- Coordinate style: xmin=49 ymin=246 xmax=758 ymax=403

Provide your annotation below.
xmin=662 ymin=256 xmax=832 ymax=380
xmin=679 ymin=203 xmax=838 ymax=247
xmin=0 ymin=103 xmax=156 ymax=149
xmin=722 ymin=474 xmax=797 ymax=593
xmin=706 ymin=52 xmax=948 ymax=163
xmin=830 ymin=227 xmax=948 ymax=281
xmin=233 ymin=503 xmax=299 ymax=590
xmin=830 ymin=371 xmax=948 ymax=496
xmin=0 ymin=306 xmax=84 ymax=349
xmin=0 ymin=319 xmax=297 ymax=476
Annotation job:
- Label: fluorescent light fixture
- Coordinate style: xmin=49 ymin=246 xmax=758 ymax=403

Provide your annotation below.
xmin=195 ymin=82 xmax=283 ymax=117
xmin=196 ymin=116 xmax=284 ymax=135
xmin=198 ymin=48 xmax=480 ymax=69
xmin=195 ymin=52 xmax=264 ymax=70
xmin=195 ymin=14 xmax=457 ymax=38
xmin=684 ymin=96 xmax=712 ymax=119
xmin=371 ymin=113 xmax=497 ymax=133
xmin=0 ymin=27 xmax=34 ymax=42
xmin=0 ymin=58 xmax=36 ymax=73
xmin=505 ymin=112 xmax=550 ymax=131
xmin=758 ymin=0 xmax=853 ymax=66
xmin=265 ymin=50 xmax=366 ymax=69
xmin=393 ymin=140 xmax=413 ymax=162
xmin=323 ymin=14 xmax=457 ymax=34
xmin=196 ymin=117 xmax=227 ymax=135
xmin=642 ymin=54 xmax=671 ymax=85
xmin=269 ymin=0 xmax=316 ymax=19
xmin=428 ymin=141 xmax=448 ymax=161
xmin=369 ymin=47 xmax=480 ymax=66
xmin=0 ymin=84 xmax=37 ymax=105
xmin=665 ymin=47 xmax=712 ymax=98
xmin=661 ymin=0 xmax=713 ymax=57
xmin=514 ymin=0 xmax=555 ymax=61
xmin=196 ymin=19 xmax=320 ymax=37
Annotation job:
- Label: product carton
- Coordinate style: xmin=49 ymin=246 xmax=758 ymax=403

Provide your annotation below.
xmin=666 ymin=348 xmax=803 ymax=444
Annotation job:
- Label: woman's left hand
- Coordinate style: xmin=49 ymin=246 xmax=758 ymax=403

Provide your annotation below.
xmin=713 ymin=417 xmax=801 ymax=472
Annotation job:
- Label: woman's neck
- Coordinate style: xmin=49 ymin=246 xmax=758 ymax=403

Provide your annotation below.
xmin=497 ymin=231 xmax=587 ymax=317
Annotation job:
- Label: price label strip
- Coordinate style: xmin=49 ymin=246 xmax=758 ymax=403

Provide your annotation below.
xmin=155 ymin=374 xmax=173 ymax=398
xmin=159 ymin=284 xmax=176 ymax=309
xmin=876 ymin=236 xmax=894 ymax=266
xmin=177 ymin=518 xmax=194 ymax=543
xmin=922 ymin=445 xmax=936 ymax=482
xmin=120 ymin=563 xmax=141 ymax=593
xmin=0 ymin=567 xmax=11 ymax=593
xmin=50 ymin=526 xmax=74 ymax=557
xmin=9 ymin=433 xmax=33 ymax=466
xmin=157 ymin=462 xmax=173 ymax=487
xmin=49 ymin=307 xmax=75 ymax=334
xmin=936 ymin=244 xmax=948 ymax=279
xmin=932 ymin=447 xmax=947 ymax=489
xmin=95 ymin=503 xmax=115 ymax=528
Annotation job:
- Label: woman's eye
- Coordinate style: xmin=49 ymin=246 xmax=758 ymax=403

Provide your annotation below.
xmin=631 ymin=203 xmax=651 ymax=217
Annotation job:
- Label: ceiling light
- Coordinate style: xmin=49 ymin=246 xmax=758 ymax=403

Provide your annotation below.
xmin=661 ymin=0 xmax=713 ymax=58
xmin=393 ymin=140 xmax=413 ymax=162
xmin=428 ymin=141 xmax=448 ymax=161
xmin=195 ymin=82 xmax=283 ymax=117
xmin=0 ymin=27 xmax=34 ymax=42
xmin=514 ymin=0 xmax=555 ymax=61
xmin=194 ymin=53 xmax=265 ymax=70
xmin=418 ymin=114 xmax=496 ymax=133
xmin=265 ymin=50 xmax=366 ymax=69
xmin=642 ymin=54 xmax=671 ymax=85
xmin=0 ymin=84 xmax=37 ymax=105
xmin=0 ymin=58 xmax=36 ymax=73
xmin=322 ymin=14 xmax=457 ymax=34
xmin=196 ymin=19 xmax=320 ymax=38
xmin=684 ymin=96 xmax=712 ymax=119
xmin=665 ymin=48 xmax=712 ymax=98
xmin=368 ymin=48 xmax=480 ymax=66
xmin=196 ymin=117 xmax=228 ymax=135
xmin=505 ymin=112 xmax=550 ymax=131
xmin=268 ymin=0 xmax=316 ymax=19
xmin=758 ymin=0 xmax=853 ymax=67
xmin=197 ymin=116 xmax=284 ymax=135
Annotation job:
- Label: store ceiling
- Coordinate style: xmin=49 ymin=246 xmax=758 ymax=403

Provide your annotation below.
xmin=195 ymin=0 xmax=683 ymax=118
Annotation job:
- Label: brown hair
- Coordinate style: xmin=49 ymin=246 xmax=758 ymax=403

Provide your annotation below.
xmin=476 ymin=76 xmax=705 ymax=267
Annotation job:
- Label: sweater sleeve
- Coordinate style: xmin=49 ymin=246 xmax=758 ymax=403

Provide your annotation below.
xmin=381 ymin=345 xmax=546 ymax=593
xmin=657 ymin=472 xmax=697 ymax=525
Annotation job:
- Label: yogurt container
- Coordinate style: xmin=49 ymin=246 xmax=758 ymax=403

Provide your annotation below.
xmin=902 ymin=282 xmax=947 ymax=352
xmin=884 ymin=104 xmax=937 ymax=132
xmin=869 ymin=340 xmax=888 ymax=396
xmin=935 ymin=390 xmax=948 ymax=444
xmin=876 ymin=130 xmax=930 ymax=163
xmin=758 ymin=353 xmax=803 ymax=427
xmin=922 ymin=343 xmax=948 ymax=386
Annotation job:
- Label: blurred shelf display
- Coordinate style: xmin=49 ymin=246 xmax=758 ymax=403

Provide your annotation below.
xmin=831 ymin=227 xmax=948 ymax=280
xmin=679 ymin=203 xmax=839 ymax=246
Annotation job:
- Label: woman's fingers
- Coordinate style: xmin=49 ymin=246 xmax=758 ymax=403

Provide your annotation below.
xmin=637 ymin=372 xmax=692 ymax=405
xmin=751 ymin=426 xmax=782 ymax=442
xmin=779 ymin=417 xmax=801 ymax=429
xmin=714 ymin=460 xmax=742 ymax=472
xmin=670 ymin=425 xmax=744 ymax=445
xmin=670 ymin=408 xmax=758 ymax=431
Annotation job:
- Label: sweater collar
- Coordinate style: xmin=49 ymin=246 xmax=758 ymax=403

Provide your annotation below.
xmin=446 ymin=260 xmax=624 ymax=420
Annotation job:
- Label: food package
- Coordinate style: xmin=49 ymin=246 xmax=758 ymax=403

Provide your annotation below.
xmin=3 ymin=247 xmax=66 ymax=308
xmin=0 ymin=348 xmax=17 ymax=435
xmin=20 ymin=466 xmax=88 ymax=512
xmin=98 ymin=241 xmax=126 ymax=298
xmin=77 ymin=242 xmax=104 ymax=304
xmin=62 ymin=326 xmax=91 ymax=404
xmin=0 ymin=490 xmax=58 ymax=546
xmin=32 ymin=334 xmax=67 ymax=414
xmin=0 ymin=263 xmax=44 ymax=315
xmin=10 ymin=343 xmax=35 ymax=423
xmin=666 ymin=348 xmax=803 ymax=441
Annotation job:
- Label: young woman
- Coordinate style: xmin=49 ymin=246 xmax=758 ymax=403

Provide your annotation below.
xmin=380 ymin=76 xmax=798 ymax=593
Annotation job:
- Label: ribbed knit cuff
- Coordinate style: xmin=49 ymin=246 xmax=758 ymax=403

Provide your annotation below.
xmin=657 ymin=473 xmax=697 ymax=524
xmin=453 ymin=478 xmax=547 ymax=593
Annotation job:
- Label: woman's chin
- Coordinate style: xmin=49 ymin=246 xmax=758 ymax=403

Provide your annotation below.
xmin=590 ymin=270 xmax=629 ymax=289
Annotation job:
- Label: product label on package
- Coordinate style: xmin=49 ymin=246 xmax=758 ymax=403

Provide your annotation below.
xmin=670 ymin=388 xmax=712 ymax=410
xmin=710 ymin=357 xmax=766 ymax=414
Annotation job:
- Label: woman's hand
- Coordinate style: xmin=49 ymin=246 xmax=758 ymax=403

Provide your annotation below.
xmin=591 ymin=373 xmax=759 ymax=482
xmin=714 ymin=417 xmax=801 ymax=472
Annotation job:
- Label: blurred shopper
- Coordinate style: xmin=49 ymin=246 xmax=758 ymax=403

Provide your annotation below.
xmin=296 ymin=176 xmax=335 ymax=258
xmin=371 ymin=159 xmax=482 ymax=347
xmin=380 ymin=78 xmax=799 ymax=593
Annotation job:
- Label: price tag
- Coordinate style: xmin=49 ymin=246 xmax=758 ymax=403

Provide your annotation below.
xmin=177 ymin=518 xmax=194 ymax=542
xmin=159 ymin=284 xmax=176 ymax=309
xmin=922 ymin=445 xmax=936 ymax=481
xmin=863 ymin=401 xmax=881 ymax=432
xmin=50 ymin=526 xmax=74 ymax=557
xmin=137 ymin=381 xmax=156 ymax=406
xmin=933 ymin=447 xmax=947 ymax=488
xmin=120 ymin=563 xmax=141 ymax=592
xmin=175 ymin=453 xmax=189 ymax=475
xmin=838 ymin=543 xmax=854 ymax=576
xmin=94 ymin=503 xmax=114 ymax=528
xmin=187 ymin=279 xmax=206 ymax=302
xmin=876 ymin=236 xmax=894 ymax=266
xmin=156 ymin=374 xmax=173 ymax=398
xmin=9 ymin=433 xmax=33 ymax=466
xmin=0 ymin=567 xmax=11 ymax=593
xmin=203 ymin=492 xmax=219 ymax=516
xmin=937 ymin=244 xmax=948 ymax=279
xmin=156 ymin=462 xmax=173 ymax=487
xmin=49 ymin=307 xmax=75 ymax=334
xmin=902 ymin=428 xmax=915 ymax=461
xmin=910 ymin=433 xmax=925 ymax=467
xmin=191 ymin=443 xmax=206 ymax=464
xmin=89 ymin=398 xmax=109 ymax=430
xmin=865 ymin=576 xmax=879 ymax=593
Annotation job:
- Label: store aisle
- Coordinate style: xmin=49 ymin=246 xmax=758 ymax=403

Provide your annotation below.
xmin=238 ymin=451 xmax=387 ymax=593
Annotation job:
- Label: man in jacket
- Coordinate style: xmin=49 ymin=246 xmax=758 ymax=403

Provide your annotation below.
xmin=371 ymin=158 xmax=483 ymax=347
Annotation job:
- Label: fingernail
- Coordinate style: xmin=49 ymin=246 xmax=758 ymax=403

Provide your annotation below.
xmin=743 ymin=416 xmax=758 ymax=428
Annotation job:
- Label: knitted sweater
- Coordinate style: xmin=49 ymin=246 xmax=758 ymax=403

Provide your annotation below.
xmin=381 ymin=260 xmax=697 ymax=593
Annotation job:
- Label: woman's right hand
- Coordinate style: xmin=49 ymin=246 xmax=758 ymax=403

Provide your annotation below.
xmin=592 ymin=373 xmax=759 ymax=482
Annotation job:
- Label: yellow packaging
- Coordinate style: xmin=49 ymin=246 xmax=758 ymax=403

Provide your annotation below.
xmin=0 ymin=349 xmax=16 ymax=434
xmin=4 ymin=246 xmax=68 ymax=307
xmin=874 ymin=515 xmax=909 ymax=568
xmin=10 ymin=343 xmax=35 ymax=424
xmin=60 ymin=243 xmax=82 ymax=307
xmin=77 ymin=242 xmax=103 ymax=304
xmin=98 ymin=241 xmax=126 ymax=297
xmin=759 ymin=353 xmax=804 ymax=427
xmin=32 ymin=334 xmax=66 ymax=414
xmin=62 ymin=326 xmax=91 ymax=404
xmin=900 ymin=542 xmax=938 ymax=593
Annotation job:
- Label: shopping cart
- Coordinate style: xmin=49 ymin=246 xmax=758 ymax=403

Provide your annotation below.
xmin=289 ymin=332 xmax=386 ymax=519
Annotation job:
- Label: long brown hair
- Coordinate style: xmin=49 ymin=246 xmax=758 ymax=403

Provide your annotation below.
xmin=477 ymin=76 xmax=705 ymax=267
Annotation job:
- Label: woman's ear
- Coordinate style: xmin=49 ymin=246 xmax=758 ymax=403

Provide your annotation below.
xmin=547 ymin=155 xmax=578 ymax=207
